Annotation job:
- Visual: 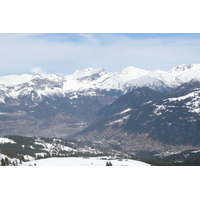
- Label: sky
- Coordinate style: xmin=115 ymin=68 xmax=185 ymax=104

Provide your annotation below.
xmin=1 ymin=33 xmax=200 ymax=76
xmin=0 ymin=1 xmax=200 ymax=77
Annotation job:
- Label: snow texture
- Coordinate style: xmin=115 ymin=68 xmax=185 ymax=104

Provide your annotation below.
xmin=22 ymin=156 xmax=150 ymax=166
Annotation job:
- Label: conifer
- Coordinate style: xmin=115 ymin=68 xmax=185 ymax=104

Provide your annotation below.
xmin=1 ymin=158 xmax=6 ymax=166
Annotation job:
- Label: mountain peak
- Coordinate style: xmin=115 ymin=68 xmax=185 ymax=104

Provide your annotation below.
xmin=121 ymin=66 xmax=149 ymax=74
xmin=168 ymin=64 xmax=197 ymax=73
xmin=117 ymin=66 xmax=149 ymax=82
xmin=70 ymin=68 xmax=106 ymax=79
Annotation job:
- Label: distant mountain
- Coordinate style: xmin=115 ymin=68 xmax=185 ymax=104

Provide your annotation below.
xmin=73 ymin=80 xmax=200 ymax=154
xmin=0 ymin=89 xmax=121 ymax=137
xmin=1 ymin=63 xmax=200 ymax=138
xmin=94 ymin=87 xmax=164 ymax=122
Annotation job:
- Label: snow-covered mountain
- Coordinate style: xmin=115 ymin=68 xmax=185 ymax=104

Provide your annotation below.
xmin=1 ymin=63 xmax=200 ymax=138
xmin=1 ymin=64 xmax=200 ymax=102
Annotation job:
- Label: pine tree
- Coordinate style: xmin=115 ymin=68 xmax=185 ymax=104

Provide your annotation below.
xmin=106 ymin=161 xmax=113 ymax=166
xmin=1 ymin=158 xmax=6 ymax=166
xmin=5 ymin=157 xmax=9 ymax=166
xmin=20 ymin=155 xmax=25 ymax=162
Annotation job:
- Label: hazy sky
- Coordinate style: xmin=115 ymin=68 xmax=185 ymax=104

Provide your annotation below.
xmin=1 ymin=33 xmax=200 ymax=76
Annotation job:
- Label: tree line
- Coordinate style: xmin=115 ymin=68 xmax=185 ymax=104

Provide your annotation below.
xmin=1 ymin=157 xmax=21 ymax=166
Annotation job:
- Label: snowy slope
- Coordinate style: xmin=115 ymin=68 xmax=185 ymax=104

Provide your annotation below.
xmin=7 ymin=74 xmax=65 ymax=100
xmin=21 ymin=156 xmax=150 ymax=166
xmin=66 ymin=67 xmax=106 ymax=79
xmin=0 ymin=74 xmax=33 ymax=85
xmin=167 ymin=64 xmax=200 ymax=86
xmin=0 ymin=137 xmax=16 ymax=144
xmin=0 ymin=135 xmax=150 ymax=166
xmin=152 ymin=87 xmax=200 ymax=115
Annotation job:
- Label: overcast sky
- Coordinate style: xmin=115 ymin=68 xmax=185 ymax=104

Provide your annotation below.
xmin=1 ymin=33 xmax=200 ymax=76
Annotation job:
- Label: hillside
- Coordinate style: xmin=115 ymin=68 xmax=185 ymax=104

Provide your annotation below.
xmin=0 ymin=135 xmax=150 ymax=166
xmin=0 ymin=135 xmax=113 ymax=159
xmin=73 ymin=81 xmax=200 ymax=155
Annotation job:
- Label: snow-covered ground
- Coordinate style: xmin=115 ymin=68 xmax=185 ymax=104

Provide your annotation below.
xmin=22 ymin=157 xmax=150 ymax=166
xmin=0 ymin=137 xmax=16 ymax=144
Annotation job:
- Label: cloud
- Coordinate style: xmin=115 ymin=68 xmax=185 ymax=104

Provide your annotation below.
xmin=78 ymin=33 xmax=100 ymax=46
xmin=31 ymin=67 xmax=46 ymax=74
xmin=0 ymin=33 xmax=200 ymax=76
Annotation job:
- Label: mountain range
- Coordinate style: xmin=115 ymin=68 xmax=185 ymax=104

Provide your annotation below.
xmin=1 ymin=63 xmax=200 ymax=157
xmin=2 ymin=63 xmax=200 ymax=97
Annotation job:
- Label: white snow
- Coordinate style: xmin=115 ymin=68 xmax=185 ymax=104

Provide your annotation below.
xmin=35 ymin=152 xmax=47 ymax=158
xmin=167 ymin=90 xmax=200 ymax=102
xmin=164 ymin=88 xmax=200 ymax=113
xmin=1 ymin=63 xmax=200 ymax=102
xmin=119 ymin=108 xmax=132 ymax=115
xmin=107 ymin=115 xmax=130 ymax=125
xmin=0 ymin=112 xmax=9 ymax=116
xmin=23 ymin=155 xmax=35 ymax=161
xmin=186 ymin=96 xmax=200 ymax=113
xmin=34 ymin=138 xmax=74 ymax=153
xmin=21 ymin=156 xmax=150 ymax=166
xmin=33 ymin=138 xmax=100 ymax=155
xmin=0 ymin=137 xmax=16 ymax=144
xmin=192 ymin=150 xmax=200 ymax=153
xmin=142 ymin=101 xmax=152 ymax=106
xmin=0 ymin=74 xmax=33 ymax=85
xmin=153 ymin=105 xmax=166 ymax=116
xmin=67 ymin=67 xmax=106 ymax=79
xmin=113 ymin=108 xmax=132 ymax=116
xmin=151 ymin=87 xmax=200 ymax=115
xmin=155 ymin=151 xmax=181 ymax=157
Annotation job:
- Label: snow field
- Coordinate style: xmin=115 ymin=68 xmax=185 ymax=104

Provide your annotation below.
xmin=22 ymin=156 xmax=150 ymax=166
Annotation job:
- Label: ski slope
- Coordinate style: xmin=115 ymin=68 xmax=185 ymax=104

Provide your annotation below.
xmin=22 ymin=156 xmax=150 ymax=166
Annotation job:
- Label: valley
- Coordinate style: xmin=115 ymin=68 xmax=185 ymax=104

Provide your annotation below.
xmin=1 ymin=64 xmax=200 ymax=165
